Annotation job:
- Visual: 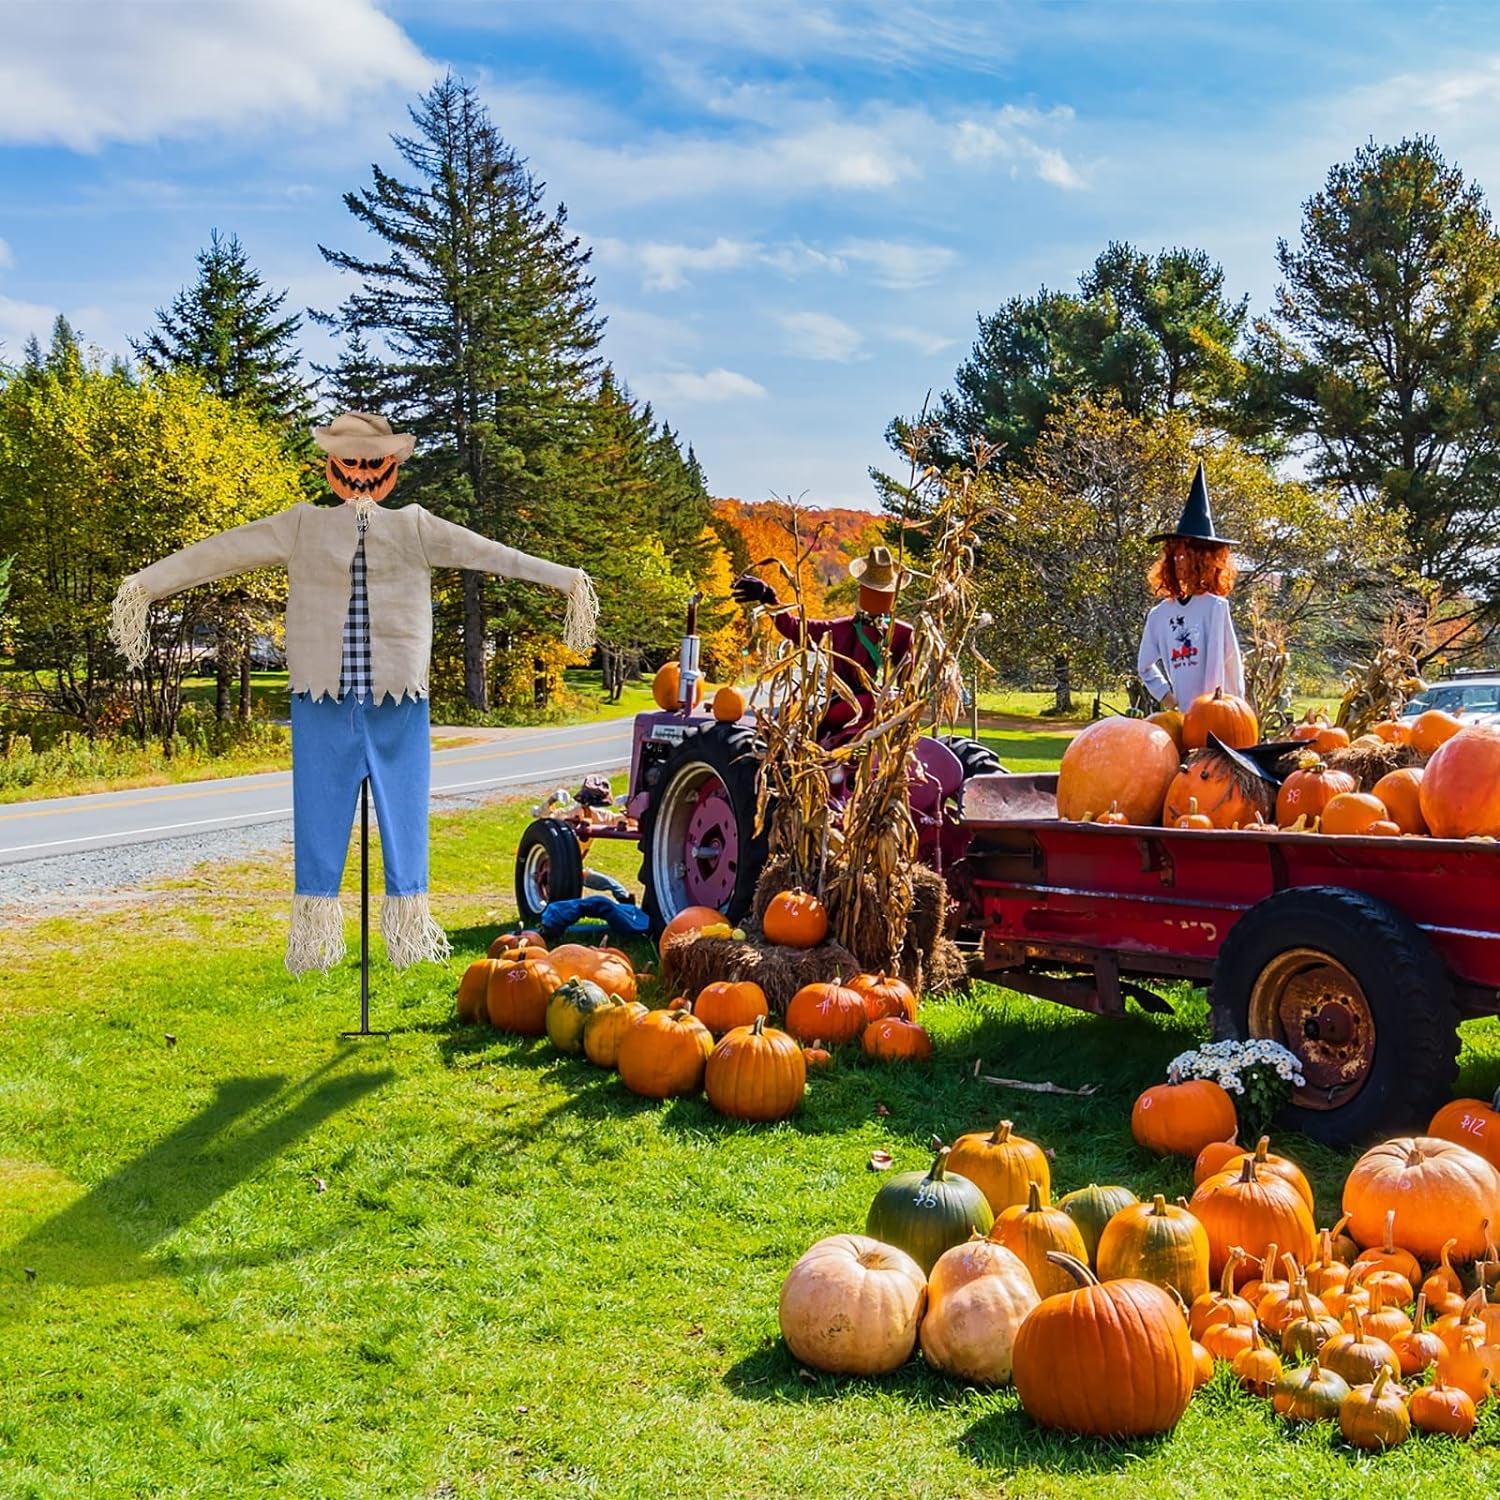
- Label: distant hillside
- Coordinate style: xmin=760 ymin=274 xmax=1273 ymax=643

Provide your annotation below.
xmin=712 ymin=498 xmax=887 ymax=614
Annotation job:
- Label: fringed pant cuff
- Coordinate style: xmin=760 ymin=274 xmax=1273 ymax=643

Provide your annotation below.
xmin=563 ymin=569 xmax=600 ymax=656
xmin=109 ymin=580 xmax=152 ymax=669
xmin=286 ymin=894 xmax=347 ymax=975
xmin=381 ymin=893 xmax=451 ymax=969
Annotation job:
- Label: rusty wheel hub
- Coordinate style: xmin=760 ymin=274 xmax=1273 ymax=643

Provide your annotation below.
xmin=1248 ymin=949 xmax=1376 ymax=1110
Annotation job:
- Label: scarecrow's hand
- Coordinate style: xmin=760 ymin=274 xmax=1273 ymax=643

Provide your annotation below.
xmin=732 ymin=574 xmax=778 ymax=607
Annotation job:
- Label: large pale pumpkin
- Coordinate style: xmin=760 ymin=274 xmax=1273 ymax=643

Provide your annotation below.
xmin=1420 ymin=728 xmax=1500 ymax=840
xmin=919 ymin=1237 xmax=1039 ymax=1386
xmin=1011 ymin=1253 xmax=1195 ymax=1437
xmin=946 ymin=1119 xmax=1051 ymax=1214
xmin=1056 ymin=717 xmax=1180 ymax=826
xmin=1342 ymin=1135 xmax=1500 ymax=1262
xmin=778 ymin=1234 xmax=927 ymax=1376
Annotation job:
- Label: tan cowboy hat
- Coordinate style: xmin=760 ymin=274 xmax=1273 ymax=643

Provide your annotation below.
xmin=848 ymin=544 xmax=909 ymax=593
xmin=312 ymin=411 xmax=416 ymax=463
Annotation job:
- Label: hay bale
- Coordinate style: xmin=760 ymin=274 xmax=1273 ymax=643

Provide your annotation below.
xmin=1327 ymin=741 xmax=1424 ymax=791
xmin=926 ymin=938 xmax=971 ymax=995
xmin=660 ymin=930 xmax=859 ymax=1014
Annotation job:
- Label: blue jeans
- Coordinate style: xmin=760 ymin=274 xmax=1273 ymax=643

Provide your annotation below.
xmin=290 ymin=693 xmax=430 ymax=898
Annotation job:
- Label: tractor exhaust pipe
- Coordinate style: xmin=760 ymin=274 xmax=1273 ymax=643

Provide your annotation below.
xmin=677 ymin=592 xmax=703 ymax=713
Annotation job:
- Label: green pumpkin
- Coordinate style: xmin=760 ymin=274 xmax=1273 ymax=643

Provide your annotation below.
xmin=1058 ymin=1183 xmax=1139 ymax=1267
xmin=545 ymin=977 xmax=610 ymax=1054
xmin=865 ymin=1143 xmax=994 ymax=1275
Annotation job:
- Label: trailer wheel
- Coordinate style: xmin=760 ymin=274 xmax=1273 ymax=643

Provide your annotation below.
xmin=1211 ymin=886 xmax=1458 ymax=1146
xmin=940 ymin=734 xmax=1007 ymax=778
xmin=638 ymin=723 xmax=765 ymax=931
xmin=514 ymin=818 xmax=584 ymax=927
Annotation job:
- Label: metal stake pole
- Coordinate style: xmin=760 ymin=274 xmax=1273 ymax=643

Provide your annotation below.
xmin=342 ymin=776 xmax=387 ymax=1040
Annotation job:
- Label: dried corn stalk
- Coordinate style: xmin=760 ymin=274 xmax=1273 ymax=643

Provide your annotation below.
xmin=1244 ymin=602 xmax=1292 ymax=738
xmin=1335 ymin=597 xmax=1430 ymax=737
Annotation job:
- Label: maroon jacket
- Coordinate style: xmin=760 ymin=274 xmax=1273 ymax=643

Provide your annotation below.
xmin=772 ymin=608 xmax=914 ymax=741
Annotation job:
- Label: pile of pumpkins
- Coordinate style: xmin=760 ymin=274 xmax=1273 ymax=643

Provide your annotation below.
xmin=780 ymin=1080 xmax=1500 ymax=1448
xmin=456 ymin=918 xmax=933 ymax=1124
xmin=1058 ymin=688 xmax=1500 ymax=840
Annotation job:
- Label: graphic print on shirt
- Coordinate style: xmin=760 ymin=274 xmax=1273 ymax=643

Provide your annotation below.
xmin=1170 ymin=615 xmax=1198 ymax=671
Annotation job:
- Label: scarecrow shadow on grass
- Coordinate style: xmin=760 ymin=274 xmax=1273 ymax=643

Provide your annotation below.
xmin=0 ymin=1056 xmax=392 ymax=1321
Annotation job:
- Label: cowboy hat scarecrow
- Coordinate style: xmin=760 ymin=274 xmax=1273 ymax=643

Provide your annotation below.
xmin=110 ymin=412 xmax=598 ymax=974
xmin=1137 ymin=460 xmax=1243 ymax=711
xmin=731 ymin=544 xmax=913 ymax=746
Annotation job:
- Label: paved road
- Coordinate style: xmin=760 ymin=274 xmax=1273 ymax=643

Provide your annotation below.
xmin=0 ymin=718 xmax=636 ymax=866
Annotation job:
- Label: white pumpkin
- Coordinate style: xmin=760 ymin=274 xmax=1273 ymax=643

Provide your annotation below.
xmin=919 ymin=1236 xmax=1039 ymax=1385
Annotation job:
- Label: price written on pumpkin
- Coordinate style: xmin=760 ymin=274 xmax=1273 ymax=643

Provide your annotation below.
xmin=1456 ymin=1114 xmax=1490 ymax=1138
xmin=913 ymin=1185 xmax=941 ymax=1209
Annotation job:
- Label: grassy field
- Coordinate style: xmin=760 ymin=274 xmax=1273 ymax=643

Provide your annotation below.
xmin=4 ymin=740 xmax=1500 ymax=1498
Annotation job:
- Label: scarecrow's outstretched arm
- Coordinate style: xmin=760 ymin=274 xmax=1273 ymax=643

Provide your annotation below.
xmin=110 ymin=507 xmax=304 ymax=669
xmin=415 ymin=507 xmax=598 ymax=655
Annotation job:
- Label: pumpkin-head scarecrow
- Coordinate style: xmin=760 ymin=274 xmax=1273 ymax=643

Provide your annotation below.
xmin=731 ymin=544 xmax=913 ymax=747
xmin=1137 ymin=461 xmax=1243 ymax=712
xmin=110 ymin=411 xmax=597 ymax=975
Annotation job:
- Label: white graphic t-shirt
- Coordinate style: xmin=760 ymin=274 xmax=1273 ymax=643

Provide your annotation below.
xmin=1137 ymin=592 xmax=1243 ymax=706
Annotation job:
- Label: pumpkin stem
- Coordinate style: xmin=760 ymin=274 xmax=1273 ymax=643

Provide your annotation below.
xmin=1045 ymin=1250 xmax=1098 ymax=1289
xmin=1413 ymin=1292 xmax=1428 ymax=1327
xmin=1384 ymin=1207 xmax=1400 ymax=1250
xmin=991 ymin=1120 xmax=1014 ymax=1144
xmin=1299 ymin=1286 xmax=1317 ymax=1323
xmin=1441 ymin=1238 xmax=1457 ymax=1277
xmin=1150 ymin=1193 xmax=1169 ymax=1217
xmin=1253 ymin=1135 xmax=1272 ymax=1162
xmin=1221 ymin=1248 xmax=1244 ymax=1298
xmin=928 ymin=1143 xmax=951 ymax=1181
xmin=1281 ymin=1251 xmax=1300 ymax=1282
xmin=1026 ymin=1179 xmax=1044 ymax=1213
xmin=1349 ymin=1306 xmax=1365 ymax=1340
xmin=750 ymin=1014 xmax=767 ymax=1037
xmin=1371 ymin=1366 xmax=1391 ymax=1401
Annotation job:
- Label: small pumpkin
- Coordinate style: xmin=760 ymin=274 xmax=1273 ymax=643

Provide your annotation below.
xmin=1372 ymin=715 xmax=1411 ymax=745
xmin=1371 ymin=766 xmax=1428 ymax=835
xmin=1232 ymin=1325 xmax=1283 ymax=1396
xmin=1391 ymin=1293 xmax=1447 ymax=1378
xmin=486 ymin=947 xmax=563 ymax=1035
xmin=544 ymin=976 xmax=611 ymax=1054
xmin=1309 ymin=723 xmax=1351 ymax=754
xmin=1201 ymin=1316 xmax=1256 ymax=1363
xmin=1190 ymin=1339 xmax=1214 ymax=1389
xmin=866 ymin=1143 xmax=994 ymax=1275
xmin=487 ymin=929 xmax=547 ymax=956
xmin=919 ymin=1236 xmax=1040 ymax=1387
xmin=1271 ymin=1357 xmax=1350 ymax=1423
xmin=1409 ymin=1377 xmax=1478 ymax=1438
xmin=1058 ymin=1183 xmax=1139 ymax=1266
xmin=581 ymin=996 xmax=648 ymax=1068
xmin=711 ymin=684 xmax=746 ymax=722
xmin=1182 ymin=686 xmax=1259 ymax=750
xmin=1349 ymin=1208 xmax=1423 ymax=1284
xmin=652 ymin=661 xmax=700 ymax=712
xmin=1011 ymin=1252 xmax=1195 ymax=1438
xmin=1291 ymin=709 xmax=1330 ymax=742
xmin=1282 ymin=1285 xmax=1343 ymax=1360
xmin=861 ymin=1016 xmax=933 ymax=1062
xmin=785 ymin=978 xmax=866 ymax=1046
xmin=950 ymin=1120 xmax=1053 ymax=1216
xmin=657 ymin=904 xmax=728 ymax=959
xmin=1305 ymin=1228 xmax=1352 ymax=1298
xmin=1260 ymin=1263 xmax=1324 ymax=1340
xmin=693 ymin=979 xmax=768 ymax=1036
xmin=1095 ymin=1193 xmax=1211 ymax=1306
xmin=1436 ymin=1333 xmax=1496 ymax=1407
xmin=1275 ymin=758 xmax=1357 ymax=828
xmin=847 ymin=971 xmax=918 ymax=1023
xmin=456 ymin=957 xmax=495 ymax=1023
xmin=778 ymin=1234 xmax=927 ymax=1376
xmin=1131 ymin=1076 xmax=1238 ymax=1158
xmin=616 ymin=1007 xmax=715 ymax=1099
xmin=1419 ymin=1240 xmax=1467 ymax=1319
xmin=1175 ymin=797 xmax=1214 ymax=830
xmin=1190 ymin=1156 xmax=1316 ymax=1287
xmin=801 ymin=1042 xmax=833 ymax=1071
xmin=1098 ymin=801 xmax=1130 ymax=826
xmin=1320 ymin=791 xmax=1391 ymax=836
xmin=762 ymin=888 xmax=829 ymax=948
xmin=1188 ymin=1248 xmax=1255 ymax=1339
xmin=1409 ymin=707 xmax=1464 ymax=756
xmin=1192 ymin=1137 xmax=1243 ymax=1186
xmin=989 ymin=1180 xmax=1090 ymax=1299
xmin=1339 ymin=1365 xmax=1410 ymax=1451
xmin=1320 ymin=1306 xmax=1400 ymax=1388
xmin=1343 ymin=1136 xmax=1500 ymax=1263
xmin=704 ymin=1014 xmax=806 ymax=1122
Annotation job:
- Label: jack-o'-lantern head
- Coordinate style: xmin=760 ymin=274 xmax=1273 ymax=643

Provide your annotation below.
xmin=312 ymin=411 xmax=415 ymax=506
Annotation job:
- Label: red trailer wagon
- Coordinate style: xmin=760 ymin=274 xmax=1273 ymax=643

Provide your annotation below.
xmin=952 ymin=773 xmax=1500 ymax=1145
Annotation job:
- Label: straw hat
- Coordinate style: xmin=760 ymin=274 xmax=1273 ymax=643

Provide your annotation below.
xmin=848 ymin=544 xmax=909 ymax=593
xmin=312 ymin=412 xmax=416 ymax=463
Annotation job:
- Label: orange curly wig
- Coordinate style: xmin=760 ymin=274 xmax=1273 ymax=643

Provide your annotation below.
xmin=1148 ymin=537 xmax=1236 ymax=601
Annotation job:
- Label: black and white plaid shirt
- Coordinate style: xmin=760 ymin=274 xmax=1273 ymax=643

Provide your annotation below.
xmin=339 ymin=508 xmax=373 ymax=700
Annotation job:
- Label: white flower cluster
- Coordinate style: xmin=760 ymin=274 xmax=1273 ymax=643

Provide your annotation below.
xmin=1166 ymin=1038 xmax=1306 ymax=1095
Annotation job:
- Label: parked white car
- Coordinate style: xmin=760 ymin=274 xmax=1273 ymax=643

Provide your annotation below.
xmin=1400 ymin=676 xmax=1500 ymax=728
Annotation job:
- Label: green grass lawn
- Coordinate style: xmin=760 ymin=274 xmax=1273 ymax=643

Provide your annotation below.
xmin=5 ymin=748 xmax=1500 ymax=1498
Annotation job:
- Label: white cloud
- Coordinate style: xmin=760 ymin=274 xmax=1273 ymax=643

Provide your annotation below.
xmin=0 ymin=293 xmax=55 ymax=359
xmin=779 ymin=311 xmax=863 ymax=362
xmin=0 ymin=0 xmax=432 ymax=150
xmin=952 ymin=107 xmax=1086 ymax=189
xmin=597 ymin=235 xmax=844 ymax=291
xmin=835 ymin=239 xmax=958 ymax=290
xmin=882 ymin=324 xmax=958 ymax=356
xmin=632 ymin=368 xmax=768 ymax=403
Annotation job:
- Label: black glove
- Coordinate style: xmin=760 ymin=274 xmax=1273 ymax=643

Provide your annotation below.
xmin=731 ymin=573 xmax=779 ymax=607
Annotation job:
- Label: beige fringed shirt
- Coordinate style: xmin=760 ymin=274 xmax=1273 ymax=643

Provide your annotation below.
xmin=110 ymin=501 xmax=598 ymax=703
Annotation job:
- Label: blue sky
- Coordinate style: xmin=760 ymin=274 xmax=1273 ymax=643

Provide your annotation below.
xmin=1 ymin=0 xmax=1497 ymax=508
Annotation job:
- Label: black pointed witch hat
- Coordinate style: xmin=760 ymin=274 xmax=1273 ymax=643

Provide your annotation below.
xmin=1151 ymin=461 xmax=1236 ymax=545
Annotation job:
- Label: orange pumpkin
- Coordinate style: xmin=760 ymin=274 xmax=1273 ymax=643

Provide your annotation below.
xmin=950 ymin=1120 xmax=1052 ymax=1215
xmin=711 ymin=684 xmax=747 ymax=722
xmin=1343 ymin=1136 xmax=1500 ymax=1263
xmin=1056 ymin=717 xmax=1180 ymax=826
xmin=693 ymin=979 xmax=769 ymax=1035
xmin=861 ymin=1016 xmax=933 ymax=1062
xmin=1371 ymin=766 xmax=1428 ymax=835
xmin=1319 ymin=791 xmax=1389 ymax=836
xmin=1275 ymin=760 xmax=1357 ymax=828
xmin=762 ymin=888 xmax=829 ymax=947
xmin=1429 ymin=1086 xmax=1500 ymax=1174
xmin=456 ymin=957 xmax=496 ymax=1023
xmin=1308 ymin=724 xmax=1350 ymax=754
xmin=652 ymin=661 xmax=700 ymax=712
xmin=1291 ymin=710 xmax=1330 ymax=743
xmin=784 ymin=978 xmax=866 ymax=1045
xmin=1192 ymin=1137 xmax=1243 ymax=1185
xmin=1436 ymin=1333 xmax=1495 ymax=1407
xmin=487 ymin=929 xmax=546 ymax=955
xmin=1213 ymin=1135 xmax=1315 ymax=1212
xmin=1097 ymin=801 xmax=1130 ymax=826
xmin=1420 ymin=727 xmax=1500 ymax=839
xmin=704 ymin=1014 xmax=806 ymax=1121
xmin=658 ymin=904 xmax=726 ymax=960
xmin=486 ymin=947 xmax=563 ymax=1035
xmin=1392 ymin=1294 xmax=1448 ymax=1379
xmin=847 ymin=971 xmax=918 ymax=1023
xmin=1147 ymin=709 xmax=1186 ymax=753
xmin=1182 ymin=687 xmax=1259 ymax=750
xmin=1410 ymin=708 xmax=1464 ymax=756
xmin=581 ymin=996 xmax=649 ymax=1068
xmin=1373 ymin=716 xmax=1412 ymax=747
xmin=547 ymin=943 xmax=637 ymax=1002
xmin=990 ymin=1182 xmax=1092 ymax=1298
xmin=801 ymin=1043 xmax=833 ymax=1071
xmin=1191 ymin=1339 xmax=1216 ymax=1389
xmin=1175 ymin=798 xmax=1214 ymax=830
xmin=616 ymin=1007 xmax=715 ymax=1098
xmin=1188 ymin=1248 xmax=1255 ymax=1339
xmin=1162 ymin=746 xmax=1274 ymax=829
xmin=1131 ymin=1077 xmax=1238 ymax=1158
xmin=1232 ymin=1325 xmax=1284 ymax=1396
xmin=1409 ymin=1377 xmax=1477 ymax=1438
xmin=1189 ymin=1156 xmax=1316 ymax=1286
